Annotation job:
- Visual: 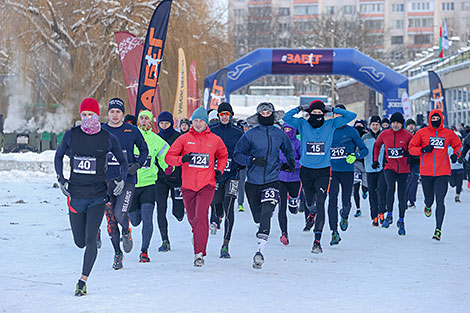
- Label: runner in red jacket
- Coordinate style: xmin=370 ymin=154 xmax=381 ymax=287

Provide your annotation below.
xmin=373 ymin=112 xmax=413 ymax=235
xmin=165 ymin=107 xmax=228 ymax=267
xmin=408 ymin=109 xmax=461 ymax=241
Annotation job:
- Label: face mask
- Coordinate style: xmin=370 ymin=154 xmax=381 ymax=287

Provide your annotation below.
xmin=431 ymin=119 xmax=441 ymax=129
xmin=308 ymin=113 xmax=324 ymax=128
xmin=258 ymin=113 xmax=274 ymax=126
xmin=139 ymin=123 xmax=152 ymax=132
xmin=81 ymin=113 xmax=101 ymax=135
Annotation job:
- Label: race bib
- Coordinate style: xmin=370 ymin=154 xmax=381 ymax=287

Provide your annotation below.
xmin=73 ymin=156 xmax=97 ymax=174
xmin=174 ymin=187 xmax=183 ymax=200
xmin=387 ymin=147 xmax=403 ymax=159
xmin=141 ymin=155 xmax=152 ymax=169
xmin=287 ymin=196 xmax=299 ymax=208
xmin=307 ymin=142 xmax=325 ymax=155
xmin=227 ymin=180 xmax=239 ymax=197
xmin=188 ymin=153 xmax=210 ymax=168
xmin=354 ymin=172 xmax=362 ymax=183
xmin=215 ymin=158 xmax=232 ymax=172
xmin=261 ymin=187 xmax=280 ymax=204
xmin=429 ymin=137 xmax=445 ymax=149
xmin=330 ymin=146 xmax=346 ymax=159
xmin=108 ymin=149 xmax=127 ymax=166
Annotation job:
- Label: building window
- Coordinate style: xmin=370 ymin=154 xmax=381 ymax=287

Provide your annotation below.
xmin=391 ymin=35 xmax=404 ymax=44
xmin=408 ymin=2 xmax=433 ymax=12
xmin=294 ymin=5 xmax=318 ymax=15
xmin=279 ymin=38 xmax=291 ymax=47
xmin=392 ymin=19 xmax=404 ymax=29
xmin=414 ymin=34 xmax=432 ymax=44
xmin=360 ymin=3 xmax=384 ymax=13
xmin=279 ymin=23 xmax=289 ymax=32
xmin=463 ymin=2 xmax=470 ymax=10
xmin=343 ymin=5 xmax=356 ymax=14
xmin=392 ymin=3 xmax=405 ymax=12
xmin=325 ymin=6 xmax=336 ymax=15
xmin=234 ymin=9 xmax=245 ymax=17
xmin=408 ymin=18 xmax=434 ymax=28
xmin=442 ymin=2 xmax=455 ymax=11
xmin=278 ymin=7 xmax=290 ymax=16
xmin=364 ymin=19 xmax=384 ymax=30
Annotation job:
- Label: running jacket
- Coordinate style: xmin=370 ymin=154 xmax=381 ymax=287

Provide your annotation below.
xmin=374 ymin=128 xmax=413 ymax=174
xmin=234 ymin=123 xmax=294 ymax=185
xmin=362 ymin=131 xmax=384 ymax=173
xmin=409 ymin=109 xmax=462 ymax=176
xmin=165 ymin=126 xmax=228 ymax=192
xmin=210 ymin=121 xmax=244 ymax=183
xmin=134 ymin=111 xmax=170 ymax=188
xmin=283 ymin=107 xmax=357 ymax=169
xmin=330 ymin=125 xmax=368 ymax=172
xmin=279 ymin=124 xmax=301 ymax=182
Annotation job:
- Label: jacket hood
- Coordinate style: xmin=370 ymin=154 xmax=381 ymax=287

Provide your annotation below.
xmin=282 ymin=123 xmax=297 ymax=139
xmin=428 ymin=109 xmax=444 ymax=130
xmin=137 ymin=110 xmax=154 ymax=131
xmin=246 ymin=110 xmax=285 ymax=127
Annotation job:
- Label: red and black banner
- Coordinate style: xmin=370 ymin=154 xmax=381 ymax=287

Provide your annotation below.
xmin=115 ymin=31 xmax=144 ymax=115
xmin=428 ymin=71 xmax=448 ymax=127
xmin=135 ymin=0 xmax=172 ymax=116
xmin=205 ymin=68 xmax=228 ymax=110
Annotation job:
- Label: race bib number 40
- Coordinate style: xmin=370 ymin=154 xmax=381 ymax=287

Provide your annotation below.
xmin=387 ymin=147 xmax=404 ymax=159
xmin=73 ymin=156 xmax=97 ymax=174
xmin=189 ymin=153 xmax=210 ymax=168
xmin=330 ymin=146 xmax=346 ymax=159
xmin=429 ymin=137 xmax=445 ymax=149
xmin=307 ymin=142 xmax=325 ymax=155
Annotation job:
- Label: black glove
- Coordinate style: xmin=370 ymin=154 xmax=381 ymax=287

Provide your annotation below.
xmin=250 ymin=157 xmax=267 ymax=167
xmin=280 ymin=159 xmax=295 ymax=172
xmin=451 ymin=153 xmax=458 ymax=164
xmin=182 ymin=153 xmax=193 ymax=163
xmin=215 ymin=170 xmax=222 ymax=182
xmin=458 ymin=155 xmax=465 ymax=164
xmin=371 ymin=161 xmax=380 ymax=169
xmin=128 ymin=162 xmax=141 ymax=176
xmin=324 ymin=105 xmax=333 ymax=113
xmin=299 ymin=103 xmax=310 ymax=111
xmin=57 ymin=175 xmax=70 ymax=198
xmin=421 ymin=145 xmax=434 ymax=153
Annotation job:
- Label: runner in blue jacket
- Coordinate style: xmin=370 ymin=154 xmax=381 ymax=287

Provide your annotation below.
xmin=283 ymin=100 xmax=356 ymax=254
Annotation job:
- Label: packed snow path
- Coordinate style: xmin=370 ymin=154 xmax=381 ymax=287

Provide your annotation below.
xmin=0 ymin=171 xmax=469 ymax=313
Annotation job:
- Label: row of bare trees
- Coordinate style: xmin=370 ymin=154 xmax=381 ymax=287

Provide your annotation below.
xmin=0 ymin=0 xmax=232 ymax=121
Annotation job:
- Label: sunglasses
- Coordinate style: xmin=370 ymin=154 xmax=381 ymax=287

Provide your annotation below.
xmin=218 ymin=112 xmax=231 ymax=117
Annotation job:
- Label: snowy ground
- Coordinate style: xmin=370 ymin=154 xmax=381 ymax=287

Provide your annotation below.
xmin=1 ymin=168 xmax=470 ymax=313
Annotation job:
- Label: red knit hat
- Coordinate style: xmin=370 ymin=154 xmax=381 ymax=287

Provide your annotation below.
xmin=80 ymin=98 xmax=100 ymax=115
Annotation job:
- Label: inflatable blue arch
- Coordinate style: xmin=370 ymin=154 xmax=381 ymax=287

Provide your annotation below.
xmin=204 ymin=48 xmax=408 ymax=117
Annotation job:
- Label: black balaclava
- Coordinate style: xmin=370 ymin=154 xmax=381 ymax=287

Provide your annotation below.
xmin=431 ymin=113 xmax=441 ymax=129
xmin=257 ymin=102 xmax=275 ymax=126
xmin=308 ymin=113 xmax=324 ymax=128
xmin=259 ymin=114 xmax=274 ymax=126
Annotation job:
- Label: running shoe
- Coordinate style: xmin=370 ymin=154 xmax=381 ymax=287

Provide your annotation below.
xmin=112 ymin=252 xmax=123 ymax=270
xmin=194 ymin=253 xmax=204 ymax=267
xmin=280 ymin=233 xmax=289 ymax=246
xmin=121 ymin=228 xmax=133 ymax=253
xmin=424 ymin=206 xmax=432 ymax=217
xmin=330 ymin=231 xmax=341 ymax=246
xmin=75 ymin=280 xmax=87 ymax=297
xmin=432 ymin=229 xmax=442 ymax=241
xmin=252 ymin=251 xmax=264 ymax=269
xmin=397 ymin=221 xmax=406 ymax=236
xmin=158 ymin=240 xmax=171 ymax=252
xmin=311 ymin=240 xmax=323 ymax=254
xmin=354 ymin=209 xmax=362 ymax=217
xmin=139 ymin=251 xmax=150 ymax=263
xmin=220 ymin=245 xmax=231 ymax=259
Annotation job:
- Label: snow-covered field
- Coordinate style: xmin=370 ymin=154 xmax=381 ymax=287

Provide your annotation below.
xmin=1 ymin=163 xmax=469 ymax=313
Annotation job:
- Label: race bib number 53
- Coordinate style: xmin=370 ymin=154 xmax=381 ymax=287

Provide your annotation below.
xmin=189 ymin=153 xmax=210 ymax=168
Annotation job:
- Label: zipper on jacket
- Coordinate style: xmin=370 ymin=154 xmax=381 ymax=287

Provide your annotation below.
xmin=433 ymin=130 xmax=437 ymax=176
xmin=264 ymin=127 xmax=270 ymax=184
xmin=394 ymin=131 xmax=399 ymax=173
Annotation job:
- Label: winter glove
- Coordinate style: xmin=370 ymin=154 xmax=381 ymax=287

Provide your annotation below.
xmin=421 ymin=145 xmax=434 ymax=153
xmin=324 ymin=105 xmax=333 ymax=113
xmin=371 ymin=161 xmax=380 ymax=169
xmin=279 ymin=163 xmax=290 ymax=172
xmin=57 ymin=175 xmax=70 ymax=198
xmin=164 ymin=165 xmax=174 ymax=175
xmin=215 ymin=170 xmax=223 ymax=182
xmin=451 ymin=153 xmax=458 ymax=164
xmin=250 ymin=157 xmax=267 ymax=167
xmin=128 ymin=162 xmax=141 ymax=176
xmin=113 ymin=179 xmax=125 ymax=196
xmin=182 ymin=153 xmax=194 ymax=163
xmin=346 ymin=153 xmax=357 ymax=164
xmin=299 ymin=103 xmax=310 ymax=111
xmin=458 ymin=155 xmax=465 ymax=164
xmin=280 ymin=158 xmax=296 ymax=172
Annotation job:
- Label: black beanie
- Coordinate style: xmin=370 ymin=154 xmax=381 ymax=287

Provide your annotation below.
xmin=218 ymin=102 xmax=233 ymax=115
xmin=390 ymin=112 xmax=405 ymax=125
xmin=369 ymin=115 xmax=381 ymax=124
xmin=382 ymin=118 xmax=390 ymax=124
xmin=405 ymin=118 xmax=416 ymax=127
xmin=124 ymin=114 xmax=136 ymax=125
xmin=108 ymin=97 xmax=125 ymax=113
xmin=308 ymin=100 xmax=325 ymax=113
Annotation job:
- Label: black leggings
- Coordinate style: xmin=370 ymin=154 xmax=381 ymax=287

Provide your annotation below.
xmin=245 ymin=181 xmax=280 ymax=238
xmin=367 ymin=171 xmax=387 ymax=219
xmin=449 ymin=170 xmax=464 ymax=194
xmin=300 ymin=166 xmax=331 ymax=239
xmin=69 ymin=199 xmax=105 ymax=277
xmin=212 ymin=180 xmax=238 ymax=242
xmin=422 ymin=175 xmax=449 ymax=230
xmin=155 ymin=180 xmax=185 ymax=242
xmin=353 ymin=183 xmax=368 ymax=209
xmin=384 ymin=170 xmax=409 ymax=219
xmin=278 ymin=181 xmax=301 ymax=234
xmin=328 ymin=171 xmax=354 ymax=231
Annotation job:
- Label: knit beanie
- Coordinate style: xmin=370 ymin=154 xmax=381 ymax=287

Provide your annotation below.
xmin=390 ymin=112 xmax=405 ymax=125
xmin=191 ymin=107 xmax=208 ymax=124
xmin=218 ymin=102 xmax=234 ymax=115
xmin=108 ymin=97 xmax=125 ymax=113
xmin=405 ymin=118 xmax=416 ymax=127
xmin=80 ymin=98 xmax=100 ymax=115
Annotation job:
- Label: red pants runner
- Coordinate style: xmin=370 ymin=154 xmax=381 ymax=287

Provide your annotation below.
xmin=181 ymin=184 xmax=215 ymax=256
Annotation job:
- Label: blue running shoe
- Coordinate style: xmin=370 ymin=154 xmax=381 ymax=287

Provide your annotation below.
xmin=382 ymin=214 xmax=393 ymax=228
xmin=340 ymin=217 xmax=349 ymax=231
xmin=330 ymin=231 xmax=341 ymax=246
xmin=354 ymin=209 xmax=362 ymax=217
xmin=397 ymin=221 xmax=406 ymax=236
